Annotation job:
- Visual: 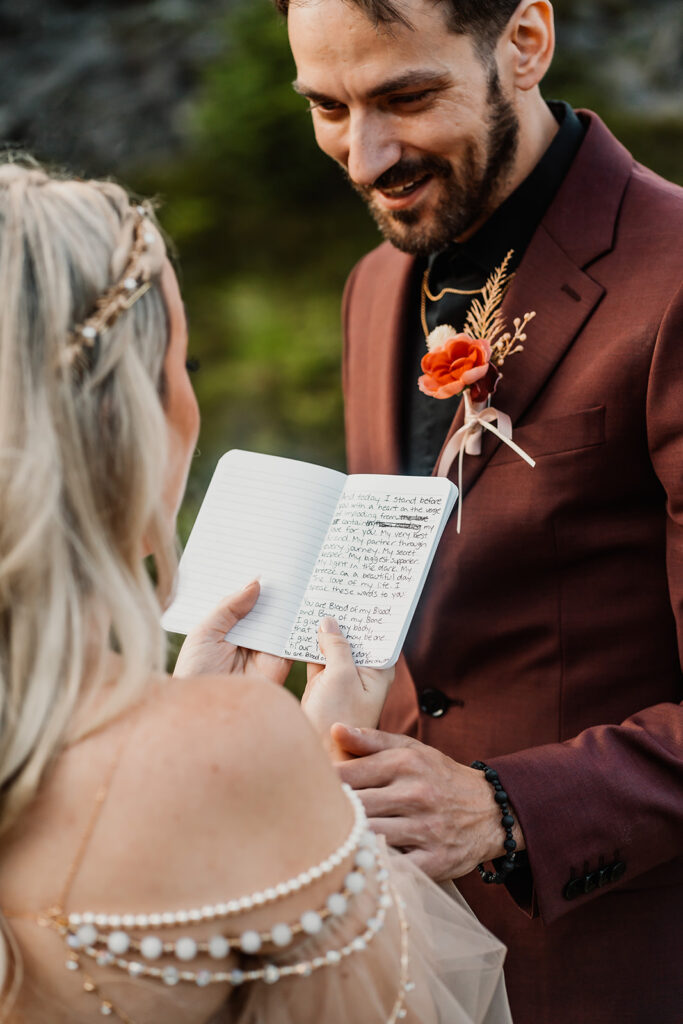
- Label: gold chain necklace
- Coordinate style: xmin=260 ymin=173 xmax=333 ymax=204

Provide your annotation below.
xmin=420 ymin=267 xmax=486 ymax=339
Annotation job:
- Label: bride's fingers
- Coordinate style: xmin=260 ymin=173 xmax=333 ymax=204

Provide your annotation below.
xmin=191 ymin=581 xmax=261 ymax=639
xmin=316 ymin=618 xmax=356 ymax=673
xmin=255 ymin=652 xmax=293 ymax=685
xmin=361 ymin=667 xmax=395 ymax=689
xmin=306 ymin=662 xmax=325 ymax=683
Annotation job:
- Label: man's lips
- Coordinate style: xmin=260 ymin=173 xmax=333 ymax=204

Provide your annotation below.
xmin=374 ymin=173 xmax=433 ymax=208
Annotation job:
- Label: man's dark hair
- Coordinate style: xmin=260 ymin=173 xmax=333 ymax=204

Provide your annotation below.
xmin=273 ymin=1 xmax=522 ymax=55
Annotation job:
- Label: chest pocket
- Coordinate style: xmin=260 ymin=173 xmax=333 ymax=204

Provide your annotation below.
xmin=489 ymin=405 xmax=606 ymax=466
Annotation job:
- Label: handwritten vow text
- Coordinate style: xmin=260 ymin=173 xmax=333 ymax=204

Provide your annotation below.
xmin=285 ymin=486 xmax=447 ymax=665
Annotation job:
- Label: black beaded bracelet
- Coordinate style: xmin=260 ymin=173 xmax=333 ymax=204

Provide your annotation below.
xmin=470 ymin=761 xmax=518 ymax=884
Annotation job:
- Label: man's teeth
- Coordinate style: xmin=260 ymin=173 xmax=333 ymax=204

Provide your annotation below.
xmin=382 ymin=178 xmax=423 ymax=196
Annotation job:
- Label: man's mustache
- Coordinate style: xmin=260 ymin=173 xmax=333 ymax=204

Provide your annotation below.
xmin=348 ymin=156 xmax=452 ymax=195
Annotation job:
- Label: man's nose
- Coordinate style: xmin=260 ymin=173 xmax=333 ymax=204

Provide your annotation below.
xmin=345 ymin=114 xmax=402 ymax=187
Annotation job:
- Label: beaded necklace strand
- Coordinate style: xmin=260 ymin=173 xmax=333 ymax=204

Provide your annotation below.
xmin=22 ymin=785 xmax=413 ymax=1021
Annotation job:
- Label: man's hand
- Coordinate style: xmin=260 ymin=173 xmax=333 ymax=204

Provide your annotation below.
xmin=302 ymin=619 xmax=394 ymax=761
xmin=172 ymin=581 xmax=291 ymax=685
xmin=332 ymin=723 xmax=525 ymax=881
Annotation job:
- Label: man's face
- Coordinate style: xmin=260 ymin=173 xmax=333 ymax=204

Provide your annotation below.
xmin=288 ymin=0 xmax=519 ymax=255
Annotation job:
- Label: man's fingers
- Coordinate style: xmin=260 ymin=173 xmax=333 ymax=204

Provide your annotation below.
xmin=331 ymin=723 xmax=414 ymax=758
xmin=335 ymin=745 xmax=413 ymax=790
xmin=401 ymin=848 xmax=440 ymax=879
xmin=363 ymin=821 xmax=443 ymax=879
xmin=193 ymin=581 xmax=260 ymax=638
xmin=365 ymin=816 xmax=423 ymax=849
xmin=355 ymin=786 xmax=413 ymax=818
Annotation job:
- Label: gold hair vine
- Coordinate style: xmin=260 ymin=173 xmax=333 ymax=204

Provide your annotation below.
xmin=120 ymin=281 xmax=152 ymax=310
xmin=61 ymin=205 xmax=159 ymax=370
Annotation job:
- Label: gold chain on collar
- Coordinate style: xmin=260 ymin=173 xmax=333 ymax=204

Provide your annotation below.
xmin=420 ymin=267 xmax=486 ymax=339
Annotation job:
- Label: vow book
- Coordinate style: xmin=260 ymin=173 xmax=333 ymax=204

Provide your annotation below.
xmin=162 ymin=450 xmax=457 ymax=668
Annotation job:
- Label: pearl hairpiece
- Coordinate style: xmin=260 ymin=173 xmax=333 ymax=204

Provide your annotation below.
xmin=60 ymin=204 xmax=160 ymax=371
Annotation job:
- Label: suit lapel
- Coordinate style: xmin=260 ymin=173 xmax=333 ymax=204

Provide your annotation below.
xmin=433 ymin=112 xmax=633 ymax=495
xmin=364 ymin=250 xmax=414 ymax=474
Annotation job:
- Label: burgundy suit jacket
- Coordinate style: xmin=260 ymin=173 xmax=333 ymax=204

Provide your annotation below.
xmin=342 ymin=112 xmax=683 ymax=1022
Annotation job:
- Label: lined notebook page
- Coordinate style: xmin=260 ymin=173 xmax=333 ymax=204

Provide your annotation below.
xmin=286 ymin=474 xmax=456 ymax=667
xmin=162 ymin=450 xmax=346 ymax=653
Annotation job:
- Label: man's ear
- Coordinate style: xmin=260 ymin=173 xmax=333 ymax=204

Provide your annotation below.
xmin=504 ymin=0 xmax=555 ymax=92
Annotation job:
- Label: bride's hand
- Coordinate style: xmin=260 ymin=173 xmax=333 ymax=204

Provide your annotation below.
xmin=302 ymin=618 xmax=394 ymax=762
xmin=172 ymin=580 xmax=291 ymax=685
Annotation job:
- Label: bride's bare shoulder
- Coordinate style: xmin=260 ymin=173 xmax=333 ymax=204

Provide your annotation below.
xmin=135 ymin=669 xmax=327 ymax=783
xmin=130 ymin=669 xmax=342 ymax=819
xmin=65 ymin=671 xmax=350 ymax=911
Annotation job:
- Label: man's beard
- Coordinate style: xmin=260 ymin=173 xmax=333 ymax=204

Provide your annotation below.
xmin=350 ymin=69 xmax=519 ymax=257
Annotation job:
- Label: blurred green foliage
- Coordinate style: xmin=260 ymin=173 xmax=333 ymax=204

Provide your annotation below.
xmin=136 ymin=2 xmax=379 ymax=508
xmin=143 ymin=1 xmax=380 ymax=690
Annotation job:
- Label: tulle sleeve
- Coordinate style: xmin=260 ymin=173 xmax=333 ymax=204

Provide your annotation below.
xmin=222 ymin=840 xmax=511 ymax=1024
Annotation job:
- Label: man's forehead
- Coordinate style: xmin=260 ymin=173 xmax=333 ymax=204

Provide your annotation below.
xmin=287 ymin=0 xmax=453 ymax=45
xmin=287 ymin=0 xmax=427 ymax=26
xmin=288 ymin=0 xmax=474 ymax=91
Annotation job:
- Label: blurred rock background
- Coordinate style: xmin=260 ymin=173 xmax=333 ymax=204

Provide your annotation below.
xmin=4 ymin=0 xmax=679 ymax=175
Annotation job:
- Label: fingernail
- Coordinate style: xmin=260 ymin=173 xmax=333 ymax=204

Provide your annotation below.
xmin=320 ymin=616 xmax=342 ymax=634
xmin=242 ymin=579 xmax=259 ymax=590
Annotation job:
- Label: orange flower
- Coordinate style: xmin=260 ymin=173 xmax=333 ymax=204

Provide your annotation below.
xmin=418 ymin=333 xmax=492 ymax=400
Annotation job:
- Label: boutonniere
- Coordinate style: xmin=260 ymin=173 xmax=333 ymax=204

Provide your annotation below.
xmin=418 ymin=250 xmax=537 ymax=532
xmin=418 ymin=249 xmax=535 ymax=402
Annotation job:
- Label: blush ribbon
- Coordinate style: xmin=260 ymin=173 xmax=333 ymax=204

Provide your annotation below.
xmin=436 ymin=391 xmax=536 ymax=533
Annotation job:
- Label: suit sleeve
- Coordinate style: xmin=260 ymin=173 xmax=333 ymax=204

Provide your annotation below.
xmin=488 ymin=280 xmax=683 ymax=925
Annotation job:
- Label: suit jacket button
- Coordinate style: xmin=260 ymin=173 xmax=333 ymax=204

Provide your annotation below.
xmin=419 ymin=689 xmax=450 ymax=717
xmin=597 ymin=866 xmax=612 ymax=887
xmin=610 ymin=861 xmax=626 ymax=883
xmin=583 ymin=871 xmax=600 ymax=894
xmin=563 ymin=877 xmax=584 ymax=901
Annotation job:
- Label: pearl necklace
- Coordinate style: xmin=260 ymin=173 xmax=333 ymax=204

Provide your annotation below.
xmin=63 ymin=849 xmax=388 ymax=988
xmin=39 ymin=784 xmax=415 ymax=1021
xmin=65 ymin=783 xmax=366 ymax=931
xmin=62 ymin=842 xmax=379 ymax=966
xmin=54 ymin=854 xmax=412 ymax=1021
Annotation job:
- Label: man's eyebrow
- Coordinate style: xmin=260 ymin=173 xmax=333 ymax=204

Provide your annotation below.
xmin=292 ymin=81 xmax=334 ymax=104
xmin=292 ymin=70 xmax=451 ymax=103
xmin=366 ymin=71 xmax=451 ymax=98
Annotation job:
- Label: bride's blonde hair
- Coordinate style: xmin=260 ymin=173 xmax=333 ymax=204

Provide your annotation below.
xmin=0 ymin=157 xmax=178 ymax=1003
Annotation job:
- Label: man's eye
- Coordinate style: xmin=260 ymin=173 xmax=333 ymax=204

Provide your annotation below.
xmin=309 ymin=100 xmax=344 ymax=114
xmin=185 ymin=357 xmax=200 ymax=373
xmin=389 ymin=91 xmax=434 ymax=107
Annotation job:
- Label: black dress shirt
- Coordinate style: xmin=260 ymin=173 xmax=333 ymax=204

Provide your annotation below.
xmin=401 ymin=101 xmax=585 ymax=476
